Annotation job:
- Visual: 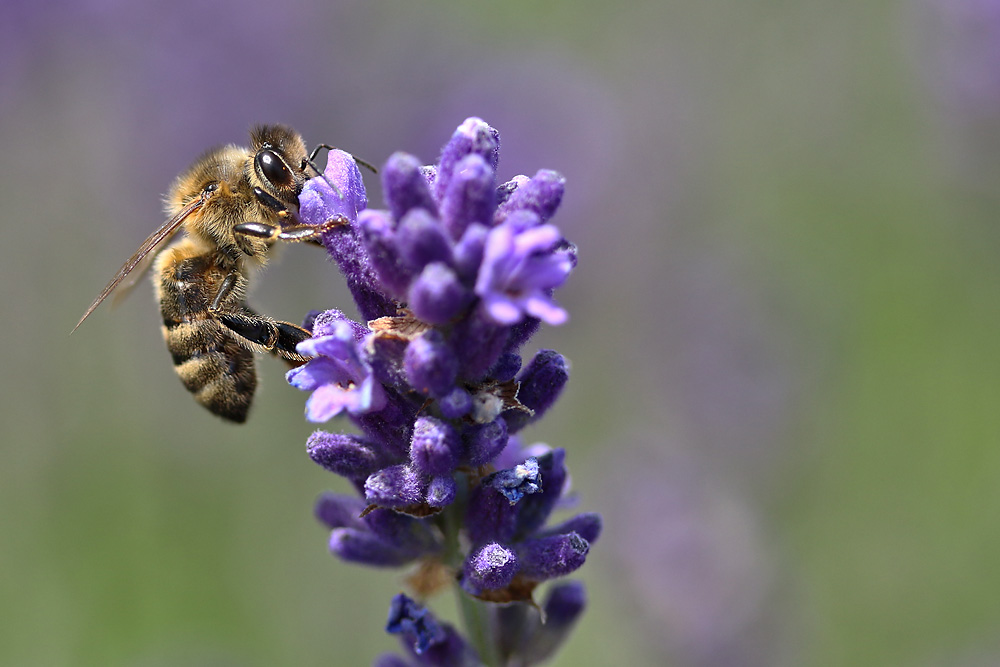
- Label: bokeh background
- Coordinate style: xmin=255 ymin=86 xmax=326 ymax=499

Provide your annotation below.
xmin=4 ymin=1 xmax=1000 ymax=665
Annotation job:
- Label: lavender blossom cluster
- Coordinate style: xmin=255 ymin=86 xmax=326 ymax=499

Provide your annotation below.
xmin=288 ymin=118 xmax=600 ymax=666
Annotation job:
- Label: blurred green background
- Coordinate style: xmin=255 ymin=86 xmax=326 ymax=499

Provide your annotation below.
xmin=4 ymin=1 xmax=1000 ymax=665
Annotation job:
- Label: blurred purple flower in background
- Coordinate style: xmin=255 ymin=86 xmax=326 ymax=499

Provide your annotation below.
xmin=605 ymin=436 xmax=794 ymax=667
xmin=291 ymin=118 xmax=597 ymax=665
xmin=912 ymin=0 xmax=1000 ymax=190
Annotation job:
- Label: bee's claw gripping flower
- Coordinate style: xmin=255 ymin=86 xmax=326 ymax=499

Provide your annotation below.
xmin=291 ymin=119 xmax=597 ymax=666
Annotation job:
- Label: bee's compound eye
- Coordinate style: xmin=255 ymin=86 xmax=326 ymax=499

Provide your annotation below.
xmin=256 ymin=149 xmax=293 ymax=188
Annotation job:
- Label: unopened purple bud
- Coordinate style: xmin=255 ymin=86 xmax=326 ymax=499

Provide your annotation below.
xmin=543 ymin=580 xmax=587 ymax=624
xmin=357 ymin=209 xmax=411 ymax=299
xmin=441 ymin=153 xmax=496 ymax=240
xmin=462 ymin=542 xmax=519 ymax=594
xmin=436 ymin=117 xmax=500 ymax=200
xmin=330 ymin=528 xmax=419 ymax=567
xmin=522 ymin=581 xmax=588 ymax=664
xmin=496 ymin=175 xmax=529 ymax=208
xmin=426 ymin=475 xmax=457 ymax=508
xmin=504 ymin=316 xmax=541 ymax=353
xmin=452 ymin=309 xmax=509 ymax=381
xmin=404 ymin=330 xmax=458 ymax=397
xmin=383 ymin=152 xmax=438 ymax=221
xmin=452 ymin=222 xmax=488 ymax=282
xmin=363 ymin=507 xmax=441 ymax=557
xmin=410 ymin=416 xmax=460 ymax=476
xmin=438 ymin=386 xmax=473 ymax=419
xmin=365 ymin=464 xmax=426 ymax=508
xmin=463 ymin=417 xmax=508 ymax=467
xmin=505 ymin=349 xmax=569 ymax=433
xmin=465 ymin=481 xmax=520 ymax=544
xmin=408 ymin=262 xmax=472 ymax=325
xmin=314 ymin=492 xmax=366 ymax=530
xmin=516 ymin=532 xmax=589 ymax=581
xmin=483 ymin=457 xmax=542 ymax=504
xmin=307 ymin=431 xmax=380 ymax=481
xmin=386 ymin=594 xmax=446 ymax=654
xmin=494 ymin=169 xmax=565 ymax=225
xmin=402 ymin=625 xmax=479 ymax=665
xmin=488 ymin=352 xmax=522 ymax=383
xmin=395 ymin=208 xmax=452 ymax=272
xmin=539 ymin=513 xmax=603 ymax=545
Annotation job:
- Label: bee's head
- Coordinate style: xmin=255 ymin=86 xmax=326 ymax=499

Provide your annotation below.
xmin=248 ymin=124 xmax=309 ymax=207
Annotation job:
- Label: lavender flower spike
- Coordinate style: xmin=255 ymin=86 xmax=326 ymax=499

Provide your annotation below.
xmin=290 ymin=119 xmax=596 ymax=666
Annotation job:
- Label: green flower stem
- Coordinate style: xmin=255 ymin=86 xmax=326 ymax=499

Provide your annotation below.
xmin=442 ymin=477 xmax=501 ymax=667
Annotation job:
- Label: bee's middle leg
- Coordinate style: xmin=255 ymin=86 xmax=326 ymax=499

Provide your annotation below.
xmin=209 ymin=271 xmax=312 ymax=362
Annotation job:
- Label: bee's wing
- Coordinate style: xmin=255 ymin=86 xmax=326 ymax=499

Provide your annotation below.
xmin=108 ymin=224 xmax=182 ymax=310
xmin=72 ymin=194 xmax=208 ymax=333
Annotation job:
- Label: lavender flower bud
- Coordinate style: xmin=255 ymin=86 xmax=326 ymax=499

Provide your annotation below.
xmin=488 ymin=352 xmax=522 ymax=383
xmin=365 ymin=464 xmax=426 ymax=508
xmin=364 ymin=508 xmax=441 ymax=557
xmin=383 ymin=151 xmax=438 ymax=221
xmin=395 ymin=208 xmax=453 ymax=275
xmin=408 ymin=262 xmax=471 ymax=325
xmin=329 ymin=528 xmax=419 ymax=567
xmin=516 ymin=532 xmax=590 ymax=581
xmin=462 ymin=542 xmax=519 ymax=595
xmin=435 ymin=117 xmax=500 ymax=200
xmin=440 ymin=153 xmax=496 ymax=240
xmin=465 ymin=480 xmax=520 ymax=545
xmin=426 ymin=475 xmax=457 ymax=508
xmin=357 ymin=209 xmax=412 ymax=299
xmin=404 ymin=330 xmax=458 ymax=398
xmin=462 ymin=417 xmax=508 ymax=467
xmin=314 ymin=493 xmax=366 ymax=530
xmin=452 ymin=309 xmax=508 ymax=381
xmin=438 ymin=386 xmax=473 ymax=419
xmin=410 ymin=416 xmax=460 ymax=476
xmin=307 ymin=431 xmax=381 ymax=482
xmin=494 ymin=169 xmax=565 ymax=225
xmin=452 ymin=222 xmax=488 ymax=282
xmin=539 ymin=512 xmax=603 ymax=545
xmin=504 ymin=349 xmax=569 ymax=433
xmin=522 ymin=581 xmax=587 ymax=664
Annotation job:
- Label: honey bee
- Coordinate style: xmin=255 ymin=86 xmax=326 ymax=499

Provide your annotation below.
xmin=74 ymin=125 xmax=349 ymax=423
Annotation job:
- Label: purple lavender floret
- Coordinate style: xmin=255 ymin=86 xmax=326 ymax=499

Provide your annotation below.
xmin=381 ymin=594 xmax=481 ymax=667
xmin=289 ymin=119 xmax=596 ymax=666
xmin=481 ymin=456 xmax=542 ymax=504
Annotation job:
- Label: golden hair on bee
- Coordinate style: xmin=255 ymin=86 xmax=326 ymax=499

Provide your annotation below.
xmin=74 ymin=124 xmax=352 ymax=422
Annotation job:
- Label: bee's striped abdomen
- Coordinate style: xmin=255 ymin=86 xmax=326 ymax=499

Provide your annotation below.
xmin=156 ymin=248 xmax=257 ymax=423
xmin=161 ymin=319 xmax=256 ymax=423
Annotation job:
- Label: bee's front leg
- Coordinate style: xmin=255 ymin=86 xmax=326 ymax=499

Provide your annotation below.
xmin=233 ymin=216 xmax=349 ymax=245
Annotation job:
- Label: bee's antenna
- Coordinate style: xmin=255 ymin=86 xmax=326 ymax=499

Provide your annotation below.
xmin=303 ymin=144 xmax=379 ymax=199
